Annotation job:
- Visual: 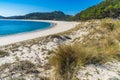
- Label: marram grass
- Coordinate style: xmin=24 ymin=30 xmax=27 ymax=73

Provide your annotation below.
xmin=49 ymin=19 xmax=120 ymax=80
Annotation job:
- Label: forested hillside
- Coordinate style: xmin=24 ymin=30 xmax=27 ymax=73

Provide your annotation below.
xmin=0 ymin=16 xmax=4 ymax=19
xmin=74 ymin=0 xmax=120 ymax=20
xmin=7 ymin=11 xmax=71 ymax=20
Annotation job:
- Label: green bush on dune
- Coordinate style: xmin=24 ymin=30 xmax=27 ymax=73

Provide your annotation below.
xmin=0 ymin=50 xmax=9 ymax=58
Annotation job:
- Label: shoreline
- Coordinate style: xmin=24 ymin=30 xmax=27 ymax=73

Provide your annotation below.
xmin=0 ymin=19 xmax=56 ymax=38
xmin=0 ymin=19 xmax=55 ymax=37
xmin=0 ymin=19 xmax=79 ymax=46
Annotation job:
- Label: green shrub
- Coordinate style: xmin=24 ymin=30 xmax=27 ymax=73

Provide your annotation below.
xmin=12 ymin=60 xmax=35 ymax=71
xmin=0 ymin=50 xmax=9 ymax=58
xmin=0 ymin=63 xmax=11 ymax=71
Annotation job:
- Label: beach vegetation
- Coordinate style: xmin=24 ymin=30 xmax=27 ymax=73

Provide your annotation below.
xmin=0 ymin=50 xmax=9 ymax=58
xmin=11 ymin=60 xmax=35 ymax=71
xmin=49 ymin=19 xmax=120 ymax=80
xmin=0 ymin=63 xmax=11 ymax=71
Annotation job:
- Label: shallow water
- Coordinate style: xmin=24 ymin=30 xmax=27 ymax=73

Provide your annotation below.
xmin=0 ymin=20 xmax=51 ymax=36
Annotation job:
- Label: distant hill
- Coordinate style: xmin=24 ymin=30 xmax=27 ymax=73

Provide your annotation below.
xmin=74 ymin=0 xmax=120 ymax=20
xmin=7 ymin=11 xmax=72 ymax=20
xmin=0 ymin=16 xmax=4 ymax=19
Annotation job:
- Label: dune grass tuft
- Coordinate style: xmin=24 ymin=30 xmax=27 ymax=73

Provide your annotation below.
xmin=0 ymin=50 xmax=9 ymax=58
xmin=49 ymin=19 xmax=120 ymax=80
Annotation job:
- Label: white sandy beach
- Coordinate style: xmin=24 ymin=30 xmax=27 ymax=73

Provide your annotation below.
xmin=0 ymin=19 xmax=79 ymax=46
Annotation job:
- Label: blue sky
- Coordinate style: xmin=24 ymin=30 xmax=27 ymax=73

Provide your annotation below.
xmin=0 ymin=0 xmax=102 ymax=17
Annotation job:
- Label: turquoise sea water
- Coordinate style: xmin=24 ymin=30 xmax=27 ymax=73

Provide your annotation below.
xmin=0 ymin=20 xmax=51 ymax=36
